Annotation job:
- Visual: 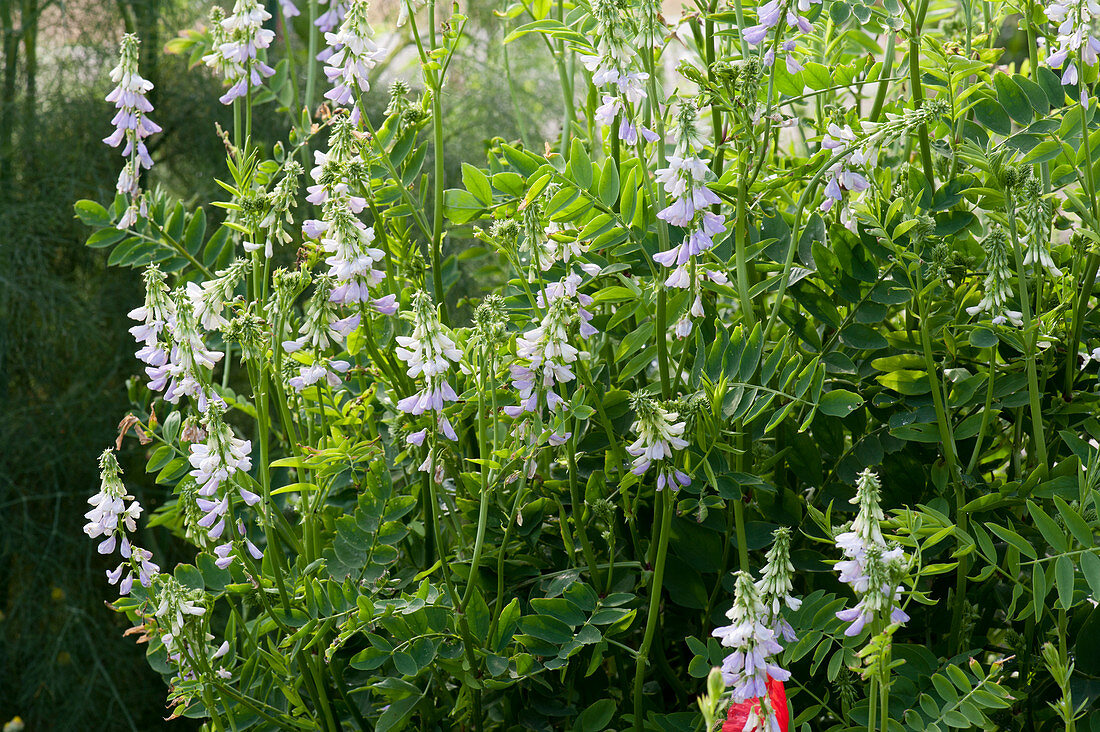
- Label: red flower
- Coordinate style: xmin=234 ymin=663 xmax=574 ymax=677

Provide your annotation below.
xmin=721 ymin=676 xmax=789 ymax=732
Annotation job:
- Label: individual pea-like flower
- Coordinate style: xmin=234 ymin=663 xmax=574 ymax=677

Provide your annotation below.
xmin=712 ymin=572 xmax=792 ymax=711
xmin=288 ymin=356 xmax=351 ymax=391
xmin=395 ymin=291 xmax=464 ymax=447
xmin=625 ymin=392 xmax=690 ymax=490
xmin=504 ymin=277 xmax=591 ymax=424
xmin=104 ymin=34 xmax=161 ymax=229
xmin=86 ymin=450 xmax=143 ymax=556
xmin=186 ymin=259 xmax=250 ymax=332
xmin=819 ymin=123 xmax=873 ymax=213
xmin=966 ymin=226 xmax=1023 ymax=326
xmin=323 ymin=0 xmax=387 ymax=123
xmin=206 ymin=0 xmax=276 ymax=105
xmin=278 ymin=0 xmax=300 ymax=18
xmin=188 ymin=403 xmax=257 ymax=566
xmin=756 ymin=527 xmax=801 ymax=643
xmin=1045 ymin=0 xmax=1100 ymax=106
xmin=833 ymin=468 xmax=910 ymax=636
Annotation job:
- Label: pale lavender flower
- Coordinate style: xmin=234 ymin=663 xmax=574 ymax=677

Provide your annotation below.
xmin=712 ymin=571 xmax=791 ymax=704
xmin=104 ymin=34 xmax=160 ymax=229
xmin=188 ymin=403 xmax=256 ymax=561
xmin=833 ymin=469 xmax=910 ymax=636
xmin=1045 ymin=0 xmax=1100 ymax=105
xmin=205 ymin=0 xmax=276 ymax=105
xmin=966 ymin=227 xmax=1023 ymax=326
xmin=128 ymin=266 xmax=176 ymax=370
xmin=316 ymin=0 xmax=352 ymax=61
xmin=323 ymin=0 xmax=387 ymax=123
xmin=581 ymin=0 xmax=658 ymax=144
xmin=504 ymin=277 xmax=591 ymax=424
xmin=279 ymin=0 xmax=300 ymax=18
xmin=146 ymin=293 xmax=224 ymax=411
xmin=756 ymin=527 xmax=801 ymax=643
xmin=86 ymin=450 xmax=143 ymax=556
xmin=819 ymin=123 xmax=872 ymax=212
xmin=625 ymin=393 xmax=690 ymax=490
xmin=321 ymin=191 xmax=395 ymax=314
xmin=395 ymin=291 xmax=464 ymax=452
xmin=288 ymin=357 xmax=351 ymax=391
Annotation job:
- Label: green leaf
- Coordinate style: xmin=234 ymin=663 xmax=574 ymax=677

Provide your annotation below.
xmin=1081 ymin=552 xmax=1100 ymax=600
xmin=1055 ymin=554 xmax=1075 ymax=609
xmin=575 ymin=699 xmax=615 ymax=732
xmin=75 ymin=199 xmax=111 ymax=226
xmin=802 ymin=62 xmax=832 ymax=91
xmin=994 ymin=74 xmax=1033 ymax=125
xmin=1033 ymin=561 xmax=1048 ymax=621
xmin=986 ymin=522 xmax=1038 ymax=560
xmin=972 ymin=97 xmax=1012 ymax=136
xmin=466 ymin=588 xmax=490 ymax=643
xmin=375 ymin=692 xmax=422 ymax=732
xmin=1053 ymin=496 xmax=1093 ymax=547
xmin=818 ymin=389 xmax=863 ymax=417
xmin=598 ymin=160 xmax=619 ymax=206
xmin=174 ymin=563 xmax=205 ymax=592
xmin=518 ymin=614 xmax=573 ymax=645
xmin=443 ymin=189 xmax=486 ymax=225
xmin=1027 ymin=500 xmax=1070 ymax=554
xmin=569 ymin=138 xmax=593 ymax=189
xmin=968 ymin=327 xmax=998 ymax=348
xmin=840 ymin=323 xmax=888 ymax=350
xmin=461 ymin=163 xmax=493 ymax=205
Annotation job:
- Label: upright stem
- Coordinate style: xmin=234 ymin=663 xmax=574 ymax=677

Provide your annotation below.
xmin=1005 ymin=195 xmax=1048 ymax=468
xmin=633 ymin=490 xmax=672 ymax=732
xmin=908 ymin=3 xmax=935 ymax=193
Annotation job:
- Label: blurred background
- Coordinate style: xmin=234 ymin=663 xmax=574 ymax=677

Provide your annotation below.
xmin=0 ymin=0 xmax=555 ymax=727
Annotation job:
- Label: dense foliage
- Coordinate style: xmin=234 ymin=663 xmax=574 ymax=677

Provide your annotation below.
xmin=71 ymin=0 xmax=1100 ymax=730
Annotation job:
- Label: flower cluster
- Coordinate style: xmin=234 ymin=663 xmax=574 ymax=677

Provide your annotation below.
xmin=833 ymin=469 xmax=910 ymax=636
xmin=188 ymin=404 xmax=260 ymax=567
xmin=104 ymin=34 xmax=161 ymax=229
xmin=819 ymin=123 xmax=873 ymax=213
xmin=583 ymin=0 xmax=657 ymax=145
xmin=88 ymin=450 xmax=160 ymax=595
xmin=324 ymin=0 xmax=387 ymax=124
xmin=396 ymin=292 xmax=464 ymax=464
xmin=1021 ymin=177 xmax=1061 ymax=278
xmin=204 ymin=0 xmax=276 ymax=105
xmin=712 ymin=572 xmax=791 ymax=711
xmin=756 ymin=527 xmax=801 ymax=643
xmin=252 ymin=160 xmax=303 ymax=258
xmin=320 ymin=191 xmax=396 ymax=314
xmin=625 ymin=393 xmax=690 ymax=490
xmin=186 ymin=259 xmax=250 ymax=331
xmin=151 ymin=575 xmax=208 ymax=675
xmin=288 ymin=276 xmax=360 ymax=353
xmin=966 ymin=226 xmax=1022 ymax=326
xmin=1045 ymin=0 xmax=1100 ymax=105
xmin=303 ymin=118 xmax=363 ymax=237
xmin=146 ymin=292 xmax=225 ymax=412
xmin=505 ymin=278 xmax=591 ymax=434
xmin=744 ymin=0 xmax=821 ymax=73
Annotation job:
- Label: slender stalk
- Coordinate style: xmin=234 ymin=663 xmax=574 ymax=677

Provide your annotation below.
xmin=632 ymin=490 xmax=672 ymax=732
xmin=567 ymin=434 xmax=602 ymax=586
xmin=1005 ymin=194 xmax=1048 ymax=468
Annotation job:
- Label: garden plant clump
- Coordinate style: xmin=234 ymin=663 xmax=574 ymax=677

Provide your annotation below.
xmin=75 ymin=0 xmax=1100 ymax=729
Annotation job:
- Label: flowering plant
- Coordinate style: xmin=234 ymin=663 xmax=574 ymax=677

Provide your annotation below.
xmin=75 ymin=0 xmax=1100 ymax=729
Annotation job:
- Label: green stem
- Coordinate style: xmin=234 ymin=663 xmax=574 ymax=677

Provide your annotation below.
xmin=868 ymin=31 xmax=896 ymax=124
xmin=567 ymin=434 xmax=602 ymax=586
xmin=1005 ymin=194 xmax=1048 ymax=468
xmin=632 ymin=491 xmax=672 ymax=732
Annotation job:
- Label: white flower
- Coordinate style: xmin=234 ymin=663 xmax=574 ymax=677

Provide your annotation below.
xmin=625 ymin=393 xmax=690 ymax=490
